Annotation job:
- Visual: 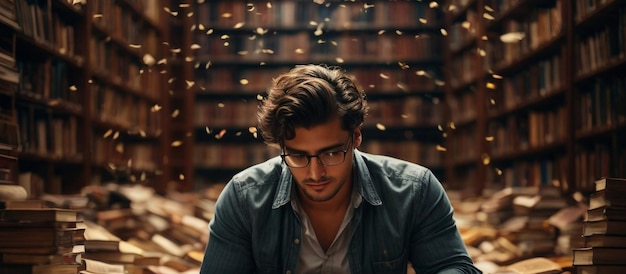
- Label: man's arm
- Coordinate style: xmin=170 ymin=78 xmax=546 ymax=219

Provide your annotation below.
xmin=409 ymin=170 xmax=482 ymax=274
xmin=199 ymin=180 xmax=255 ymax=273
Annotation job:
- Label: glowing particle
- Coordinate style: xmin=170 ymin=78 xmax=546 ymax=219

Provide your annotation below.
xmin=482 ymin=153 xmax=491 ymax=165
xmin=143 ymin=54 xmax=155 ymax=65
xmin=172 ymin=140 xmax=183 ymax=147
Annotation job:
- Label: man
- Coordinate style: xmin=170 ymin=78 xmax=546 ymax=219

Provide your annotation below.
xmin=200 ymin=64 xmax=481 ymax=273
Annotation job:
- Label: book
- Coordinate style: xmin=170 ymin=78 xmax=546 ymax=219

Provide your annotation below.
xmin=32 ymin=264 xmax=82 ymax=274
xmin=585 ymin=206 xmax=626 ymax=222
xmin=79 ymin=252 xmax=160 ymax=267
xmin=81 ymin=251 xmax=140 ymax=264
xmin=0 ymin=199 xmax=44 ymax=209
xmin=0 ymin=219 xmax=78 ymax=229
xmin=185 ymin=249 xmax=204 ymax=264
xmin=0 ymin=226 xmax=85 ymax=247
xmin=0 ymin=208 xmax=79 ymax=222
xmin=40 ymin=193 xmax=89 ymax=209
xmin=0 ymin=250 xmax=82 ymax=265
xmin=595 ymin=177 xmax=626 ymax=192
xmin=79 ymin=258 xmax=150 ymax=274
xmin=589 ymin=189 xmax=626 ymax=210
xmin=575 ymin=264 xmax=626 ymax=274
xmin=80 ymin=258 xmax=125 ymax=274
xmin=85 ymin=239 xmax=120 ymax=252
xmin=584 ymin=234 xmax=626 ymax=248
xmin=547 ymin=203 xmax=586 ymax=231
xmin=0 ymin=244 xmax=77 ymax=255
xmin=582 ymin=219 xmax=626 ymax=236
xmin=513 ymin=195 xmax=569 ymax=217
xmin=493 ymin=257 xmax=562 ymax=274
xmin=573 ymin=246 xmax=626 ymax=265
xmin=0 ymin=184 xmax=27 ymax=200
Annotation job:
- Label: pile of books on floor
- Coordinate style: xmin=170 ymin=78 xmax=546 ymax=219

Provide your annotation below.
xmin=572 ymin=177 xmax=626 ymax=274
xmin=449 ymin=185 xmax=587 ymax=273
xmin=0 ymin=201 xmax=85 ymax=274
xmin=0 ymin=182 xmax=223 ymax=274
xmin=453 ymin=186 xmax=580 ymax=265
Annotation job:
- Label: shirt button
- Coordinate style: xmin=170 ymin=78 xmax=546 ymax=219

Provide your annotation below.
xmin=294 ymin=238 xmax=300 ymax=245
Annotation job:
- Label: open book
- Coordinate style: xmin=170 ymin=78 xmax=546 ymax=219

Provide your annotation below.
xmin=493 ymin=257 xmax=562 ymax=274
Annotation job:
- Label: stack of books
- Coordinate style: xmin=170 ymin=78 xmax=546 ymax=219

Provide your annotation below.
xmin=81 ymin=219 xmax=162 ymax=273
xmin=54 ymin=184 xmax=211 ymax=273
xmin=0 ymin=131 xmax=26 ymax=206
xmin=573 ymin=177 xmax=626 ymax=273
xmin=0 ymin=204 xmax=85 ymax=274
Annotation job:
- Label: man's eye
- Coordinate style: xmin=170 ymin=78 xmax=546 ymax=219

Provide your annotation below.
xmin=323 ymin=151 xmax=340 ymax=157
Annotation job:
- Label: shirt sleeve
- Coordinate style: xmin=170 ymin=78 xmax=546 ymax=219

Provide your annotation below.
xmin=408 ymin=170 xmax=482 ymax=274
xmin=199 ymin=180 xmax=255 ymax=274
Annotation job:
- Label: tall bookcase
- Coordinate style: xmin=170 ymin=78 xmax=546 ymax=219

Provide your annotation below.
xmin=570 ymin=0 xmax=626 ymax=193
xmin=0 ymin=4 xmax=20 ymax=188
xmin=0 ymin=0 xmax=173 ymax=195
xmin=164 ymin=0 xmax=196 ymax=191
xmin=182 ymin=1 xmax=448 ymax=189
xmin=443 ymin=0 xmax=626 ymax=196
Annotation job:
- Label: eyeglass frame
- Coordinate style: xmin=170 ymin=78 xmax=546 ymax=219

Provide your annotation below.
xmin=280 ymin=135 xmax=353 ymax=168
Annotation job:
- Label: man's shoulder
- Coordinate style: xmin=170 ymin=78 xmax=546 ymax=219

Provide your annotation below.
xmin=230 ymin=156 xmax=283 ymax=190
xmin=360 ymin=151 xmax=431 ymax=181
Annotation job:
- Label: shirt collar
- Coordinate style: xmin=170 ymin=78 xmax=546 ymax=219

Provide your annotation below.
xmin=272 ymin=149 xmax=382 ymax=209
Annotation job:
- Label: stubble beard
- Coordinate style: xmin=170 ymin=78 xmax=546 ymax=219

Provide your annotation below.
xmin=300 ymin=176 xmax=346 ymax=202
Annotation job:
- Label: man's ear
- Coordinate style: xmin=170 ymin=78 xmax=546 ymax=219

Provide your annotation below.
xmin=353 ymin=127 xmax=362 ymax=148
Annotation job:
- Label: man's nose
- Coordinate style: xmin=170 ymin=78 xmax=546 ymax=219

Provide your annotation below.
xmin=307 ymin=156 xmax=326 ymax=180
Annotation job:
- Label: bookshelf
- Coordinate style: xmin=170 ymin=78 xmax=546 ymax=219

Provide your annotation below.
xmin=1 ymin=0 xmax=173 ymax=195
xmin=571 ymin=0 xmax=626 ymax=193
xmin=184 ymin=1 xmax=447 ymax=189
xmin=442 ymin=0 xmax=485 ymax=195
xmin=0 ymin=5 xmax=20 ymax=188
xmin=164 ymin=0 xmax=195 ymax=191
xmin=442 ymin=0 xmax=626 ymax=196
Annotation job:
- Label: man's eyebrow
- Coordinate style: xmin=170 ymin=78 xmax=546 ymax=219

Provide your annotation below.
xmin=284 ymin=143 xmax=344 ymax=154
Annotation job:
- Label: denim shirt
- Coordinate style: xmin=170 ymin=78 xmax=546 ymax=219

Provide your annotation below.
xmin=200 ymin=150 xmax=481 ymax=274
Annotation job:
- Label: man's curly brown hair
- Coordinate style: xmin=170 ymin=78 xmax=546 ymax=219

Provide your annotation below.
xmin=257 ymin=64 xmax=368 ymax=146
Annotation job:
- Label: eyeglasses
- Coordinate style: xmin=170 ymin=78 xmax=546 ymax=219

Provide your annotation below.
xmin=281 ymin=136 xmax=352 ymax=168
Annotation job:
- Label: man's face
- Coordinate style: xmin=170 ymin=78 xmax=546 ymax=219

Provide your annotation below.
xmin=282 ymin=118 xmax=361 ymax=203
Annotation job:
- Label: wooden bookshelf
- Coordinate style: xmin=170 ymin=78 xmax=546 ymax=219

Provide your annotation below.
xmin=442 ymin=0 xmax=626 ymax=196
xmin=164 ymin=1 xmax=195 ymax=191
xmin=2 ymin=0 xmax=173 ymax=195
xmin=0 ymin=7 xmax=20 ymax=187
xmin=570 ymin=0 xmax=626 ymax=193
xmin=182 ymin=1 xmax=448 ymax=189
xmin=442 ymin=0 xmax=486 ymax=196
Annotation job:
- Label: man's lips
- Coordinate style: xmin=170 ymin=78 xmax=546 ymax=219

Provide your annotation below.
xmin=306 ymin=181 xmax=330 ymax=191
